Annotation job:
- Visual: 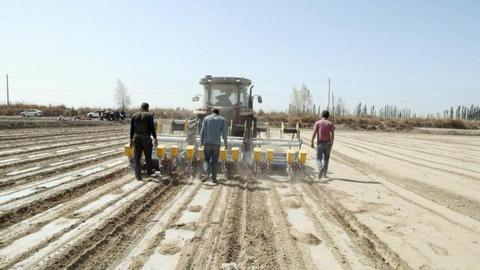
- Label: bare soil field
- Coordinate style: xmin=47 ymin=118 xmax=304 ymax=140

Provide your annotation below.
xmin=0 ymin=126 xmax=478 ymax=270
xmin=0 ymin=116 xmax=127 ymax=129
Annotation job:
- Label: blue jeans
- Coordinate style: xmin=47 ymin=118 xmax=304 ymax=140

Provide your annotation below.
xmin=316 ymin=141 xmax=331 ymax=175
xmin=203 ymin=143 xmax=220 ymax=180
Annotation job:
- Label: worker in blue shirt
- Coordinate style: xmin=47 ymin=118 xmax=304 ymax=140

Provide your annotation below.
xmin=200 ymin=108 xmax=228 ymax=184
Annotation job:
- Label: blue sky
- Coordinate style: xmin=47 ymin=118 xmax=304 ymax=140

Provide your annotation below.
xmin=0 ymin=0 xmax=479 ymax=115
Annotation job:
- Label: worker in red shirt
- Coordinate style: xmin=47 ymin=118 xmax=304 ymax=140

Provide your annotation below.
xmin=311 ymin=110 xmax=335 ymax=179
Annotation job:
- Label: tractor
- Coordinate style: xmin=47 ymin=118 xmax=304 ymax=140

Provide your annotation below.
xmin=125 ymin=75 xmax=306 ymax=178
xmin=193 ymin=75 xmax=263 ymax=139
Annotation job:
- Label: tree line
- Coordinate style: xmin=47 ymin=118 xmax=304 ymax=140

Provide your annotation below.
xmin=288 ymin=84 xmax=479 ymax=121
xmin=443 ymin=105 xmax=480 ymax=121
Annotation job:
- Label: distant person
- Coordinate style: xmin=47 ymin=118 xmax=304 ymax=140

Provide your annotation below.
xmin=200 ymin=108 xmax=228 ymax=184
xmin=311 ymin=110 xmax=335 ymax=179
xmin=130 ymin=102 xmax=158 ymax=180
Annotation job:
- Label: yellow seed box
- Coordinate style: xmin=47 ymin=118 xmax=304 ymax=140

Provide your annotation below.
xmin=170 ymin=145 xmax=179 ymax=159
xmin=231 ymin=147 xmax=240 ymax=161
xmin=185 ymin=145 xmax=195 ymax=160
xmin=124 ymin=144 xmax=133 ymax=157
xmin=299 ymin=150 xmax=307 ymax=164
xmin=156 ymin=145 xmax=166 ymax=159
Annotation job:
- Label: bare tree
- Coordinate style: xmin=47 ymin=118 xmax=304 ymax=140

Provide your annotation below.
xmin=114 ymin=79 xmax=131 ymax=111
xmin=289 ymin=84 xmax=313 ymax=114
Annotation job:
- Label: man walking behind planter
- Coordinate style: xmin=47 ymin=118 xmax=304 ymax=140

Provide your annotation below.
xmin=311 ymin=110 xmax=335 ymax=179
xmin=130 ymin=102 xmax=158 ymax=180
xmin=200 ymin=108 xmax=228 ymax=184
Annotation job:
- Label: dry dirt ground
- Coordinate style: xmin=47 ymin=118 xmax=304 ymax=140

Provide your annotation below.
xmin=0 ymin=126 xmax=478 ymax=270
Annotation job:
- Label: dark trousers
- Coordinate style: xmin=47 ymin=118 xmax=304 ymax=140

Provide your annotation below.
xmin=316 ymin=141 xmax=332 ymax=175
xmin=203 ymin=143 xmax=220 ymax=180
xmin=134 ymin=136 xmax=153 ymax=179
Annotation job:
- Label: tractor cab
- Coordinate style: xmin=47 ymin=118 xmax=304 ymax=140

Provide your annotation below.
xmin=194 ymin=75 xmax=262 ymax=137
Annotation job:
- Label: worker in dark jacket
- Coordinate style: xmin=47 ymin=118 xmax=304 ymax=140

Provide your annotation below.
xmin=130 ymin=102 xmax=158 ymax=180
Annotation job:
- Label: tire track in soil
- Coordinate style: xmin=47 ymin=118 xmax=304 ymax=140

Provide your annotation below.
xmin=286 ymin=180 xmax=368 ymax=270
xmin=112 ymin=178 xmax=204 ymax=269
xmin=209 ymin=179 xmax=245 ymax=269
xmin=172 ymin=179 xmax=229 ymax=269
xmin=38 ymin=179 xmax=184 ymax=270
xmin=186 ymin=180 xmax=244 ymax=269
xmin=332 ymin=151 xmax=480 ymax=223
xmin=236 ymin=178 xmax=282 ymax=270
xmin=264 ymin=179 xmax=310 ymax=269
xmin=296 ymin=180 xmax=394 ymax=270
xmin=268 ymin=177 xmax=348 ymax=270
xmin=300 ymin=180 xmax=412 ymax=270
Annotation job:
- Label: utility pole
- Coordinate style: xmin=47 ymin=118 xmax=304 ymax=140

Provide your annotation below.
xmin=5 ymin=74 xmax=9 ymax=106
xmin=327 ymin=78 xmax=331 ymax=111
xmin=332 ymin=92 xmax=335 ymax=119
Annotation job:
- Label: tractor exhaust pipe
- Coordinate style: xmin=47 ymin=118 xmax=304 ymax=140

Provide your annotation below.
xmin=248 ymin=85 xmax=255 ymax=109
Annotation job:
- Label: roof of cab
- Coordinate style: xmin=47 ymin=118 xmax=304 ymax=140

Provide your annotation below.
xmin=199 ymin=75 xmax=251 ymax=86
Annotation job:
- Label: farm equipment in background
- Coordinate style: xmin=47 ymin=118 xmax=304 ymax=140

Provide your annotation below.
xmin=124 ymin=75 xmax=306 ymax=178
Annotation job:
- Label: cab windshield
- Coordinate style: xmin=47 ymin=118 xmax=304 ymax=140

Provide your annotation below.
xmin=205 ymin=84 xmax=248 ymax=107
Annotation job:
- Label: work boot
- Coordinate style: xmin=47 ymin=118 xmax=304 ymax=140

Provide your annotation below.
xmin=201 ymin=175 xmax=209 ymax=182
xmin=212 ymin=178 xmax=218 ymax=184
xmin=318 ymin=168 xmax=325 ymax=180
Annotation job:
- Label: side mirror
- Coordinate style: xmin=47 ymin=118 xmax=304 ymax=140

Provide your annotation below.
xmin=192 ymin=96 xmax=200 ymax=102
xmin=257 ymin=96 xmax=263 ymax=103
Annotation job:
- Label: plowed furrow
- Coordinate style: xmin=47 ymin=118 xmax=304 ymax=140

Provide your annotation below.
xmin=0 ymin=134 xmax=128 ymax=158
xmin=62 ymin=181 xmax=184 ymax=270
xmin=0 ymin=126 xmax=127 ymax=142
xmin=336 ymin=138 xmax=480 ymax=178
xmin=0 ymin=148 xmax=123 ymax=189
xmin=0 ymin=174 xmax=138 ymax=248
xmin=0 ymin=140 xmax=126 ymax=170
xmin=0 ymin=131 xmax=126 ymax=151
xmin=8 ymin=181 xmax=172 ymax=269
xmin=0 ymin=159 xmax=128 ymax=229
